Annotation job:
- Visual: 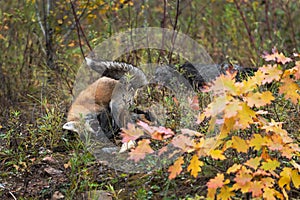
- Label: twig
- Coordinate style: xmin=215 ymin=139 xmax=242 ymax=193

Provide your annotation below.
xmin=34 ymin=1 xmax=45 ymax=37
xmin=157 ymin=0 xmax=167 ymax=64
xmin=168 ymin=0 xmax=181 ymax=64
xmin=233 ymin=0 xmax=256 ymax=50
xmin=62 ymin=0 xmax=90 ymax=44
xmin=70 ymin=0 xmax=85 ymax=58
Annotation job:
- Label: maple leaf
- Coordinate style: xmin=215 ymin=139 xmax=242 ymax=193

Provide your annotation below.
xmin=171 ymin=134 xmax=194 ymax=152
xmin=224 ymin=99 xmax=242 ymax=118
xmin=209 ymin=149 xmax=226 ymax=160
xmin=168 ymin=156 xmax=184 ymax=180
xmin=121 ymin=123 xmax=144 ymax=143
xmin=240 ymin=70 xmax=264 ymax=93
xmin=261 ymin=177 xmax=275 ymax=188
xmin=244 ymin=91 xmax=274 ymax=108
xmin=234 ymin=102 xmax=256 ymax=129
xmin=293 ymin=61 xmax=300 ymax=79
xmin=261 ymin=159 xmax=280 ymax=171
xmin=279 ymin=77 xmax=300 ymax=104
xmin=227 ymin=164 xmax=242 ymax=174
xmin=137 ymin=121 xmax=175 ymax=140
xmin=206 ymin=95 xmax=231 ymax=117
xmin=181 ymin=129 xmax=203 ymax=137
xmin=207 ymin=173 xmax=225 ymax=189
xmin=234 ymin=170 xmax=252 ymax=186
xmin=249 ymin=181 xmax=263 ymax=197
xmin=249 ymin=134 xmax=268 ymax=151
xmin=187 ymin=154 xmax=204 ymax=178
xmin=231 ymin=136 xmax=249 ymax=153
xmin=152 ymin=126 xmax=175 ymax=140
xmin=207 ymin=72 xmax=239 ymax=95
xmin=262 ymin=51 xmax=292 ymax=64
xmin=245 ymin=157 xmax=261 ymax=170
xmin=188 ymin=95 xmax=200 ymax=111
xmin=217 ymin=186 xmax=234 ymax=200
xmin=263 ymin=188 xmax=277 ymax=200
xmin=279 ymin=167 xmax=292 ymax=190
xmin=291 ymin=169 xmax=300 ymax=188
xmin=128 ymin=139 xmax=154 ymax=162
xmin=253 ymin=169 xmax=271 ymax=177
xmin=267 ymin=134 xmax=283 ymax=151
xmin=259 ymin=64 xmax=282 ymax=84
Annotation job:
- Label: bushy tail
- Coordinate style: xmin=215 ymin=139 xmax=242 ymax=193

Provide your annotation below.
xmin=85 ymin=57 xmax=148 ymax=128
xmin=85 ymin=57 xmax=146 ymax=81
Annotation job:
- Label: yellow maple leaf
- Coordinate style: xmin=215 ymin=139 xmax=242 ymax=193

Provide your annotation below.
xmin=232 ymin=136 xmax=249 ymax=153
xmin=235 ymin=103 xmax=256 ymax=129
xmin=209 ymin=149 xmax=226 ymax=160
xmin=244 ymin=91 xmax=274 ymax=108
xmin=291 ymin=169 xmax=300 ymax=188
xmin=187 ymin=154 xmax=204 ymax=178
xmin=261 ymin=159 xmax=280 ymax=171
xmin=227 ymin=164 xmax=242 ymax=174
xmin=224 ymin=100 xmax=242 ymax=118
xmin=259 ymin=64 xmax=282 ymax=84
xmin=217 ymin=186 xmax=234 ymax=200
xmin=279 ymin=77 xmax=300 ymax=104
xmin=263 ymin=188 xmax=277 ymax=200
xmin=249 ymin=134 xmax=268 ymax=151
xmin=279 ymin=167 xmax=292 ymax=190
xmin=245 ymin=157 xmax=261 ymax=170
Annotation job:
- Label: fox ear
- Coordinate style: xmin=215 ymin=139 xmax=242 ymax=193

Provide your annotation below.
xmin=63 ymin=121 xmax=78 ymax=132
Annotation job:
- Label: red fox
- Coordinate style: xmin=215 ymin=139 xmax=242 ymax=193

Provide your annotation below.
xmin=63 ymin=57 xmax=147 ymax=152
xmin=63 ymin=77 xmax=118 ymax=133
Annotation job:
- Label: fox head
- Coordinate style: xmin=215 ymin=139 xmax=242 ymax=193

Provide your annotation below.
xmin=63 ymin=114 xmax=100 ymax=133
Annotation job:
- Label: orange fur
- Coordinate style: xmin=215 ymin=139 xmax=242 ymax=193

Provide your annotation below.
xmin=67 ymin=77 xmax=118 ymax=122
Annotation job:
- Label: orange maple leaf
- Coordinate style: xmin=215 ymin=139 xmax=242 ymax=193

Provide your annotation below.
xmin=121 ymin=123 xmax=144 ymax=143
xmin=187 ymin=154 xmax=204 ymax=178
xmin=244 ymin=91 xmax=274 ymax=108
xmin=128 ymin=139 xmax=154 ymax=162
xmin=137 ymin=121 xmax=174 ymax=140
xmin=168 ymin=156 xmax=184 ymax=179
xmin=188 ymin=95 xmax=200 ymax=111
xmin=293 ymin=61 xmax=300 ymax=79
xmin=279 ymin=77 xmax=300 ymax=104
xmin=231 ymin=136 xmax=249 ymax=153
xmin=207 ymin=173 xmax=225 ymax=189
xmin=249 ymin=181 xmax=263 ymax=197
xmin=234 ymin=170 xmax=252 ymax=186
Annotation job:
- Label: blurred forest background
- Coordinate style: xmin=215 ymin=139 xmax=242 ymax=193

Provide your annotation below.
xmin=0 ymin=0 xmax=300 ymax=199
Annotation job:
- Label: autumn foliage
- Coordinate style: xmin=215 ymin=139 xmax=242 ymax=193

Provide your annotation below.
xmin=121 ymin=50 xmax=300 ymax=199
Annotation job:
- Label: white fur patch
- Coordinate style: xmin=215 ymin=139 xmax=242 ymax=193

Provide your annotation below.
xmin=63 ymin=121 xmax=78 ymax=132
xmin=119 ymin=140 xmax=136 ymax=153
